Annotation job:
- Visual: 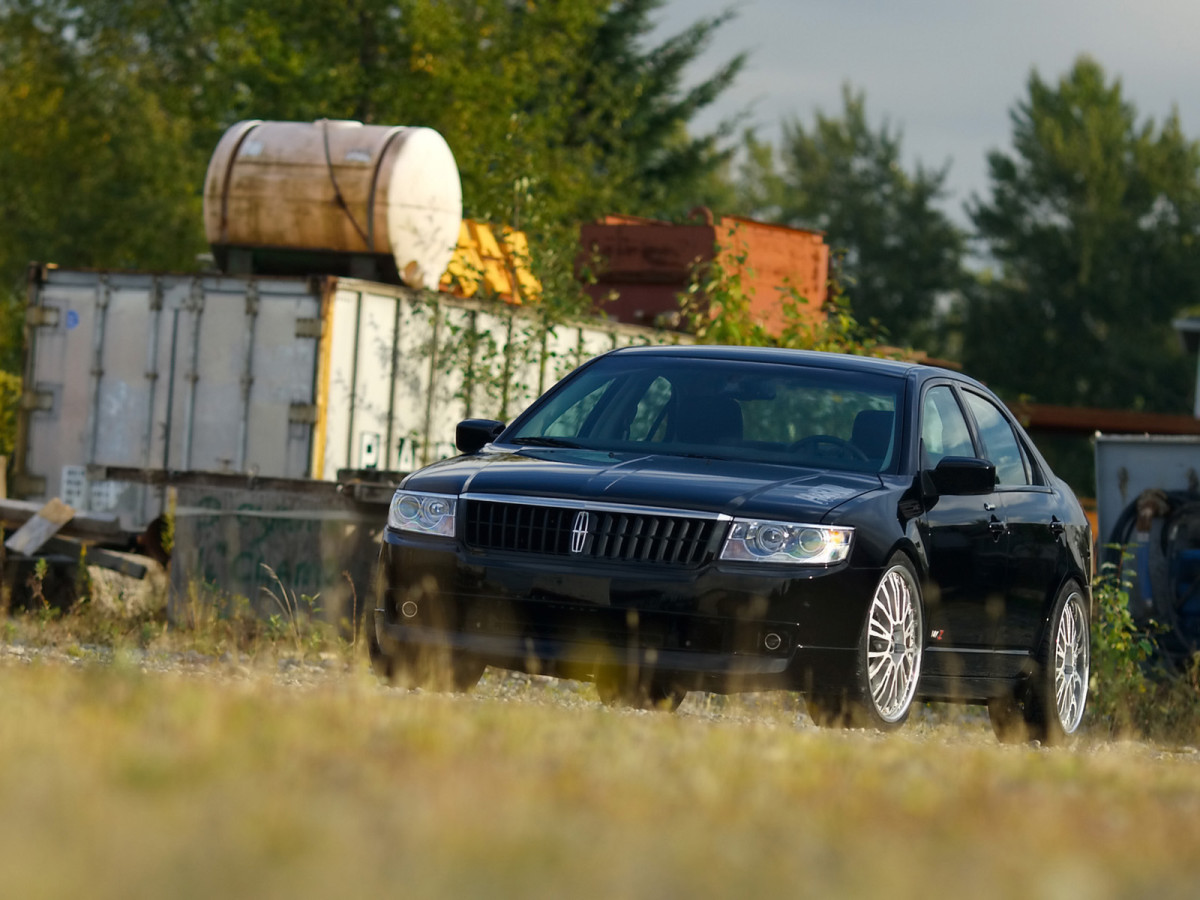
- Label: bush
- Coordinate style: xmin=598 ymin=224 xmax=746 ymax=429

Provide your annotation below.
xmin=0 ymin=369 xmax=20 ymax=459
xmin=1087 ymin=559 xmax=1200 ymax=743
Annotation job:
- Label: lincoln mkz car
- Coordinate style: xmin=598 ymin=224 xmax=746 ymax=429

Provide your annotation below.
xmin=372 ymin=346 xmax=1092 ymax=741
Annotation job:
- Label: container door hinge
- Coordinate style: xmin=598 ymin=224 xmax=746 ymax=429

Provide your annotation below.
xmin=245 ymin=280 xmax=260 ymax=316
xmin=20 ymin=390 xmax=53 ymax=412
xmin=295 ymin=318 xmax=323 ymax=339
xmin=26 ymin=306 xmax=60 ymax=328
xmin=10 ymin=474 xmax=47 ymax=498
xmin=288 ymin=403 xmax=319 ymax=425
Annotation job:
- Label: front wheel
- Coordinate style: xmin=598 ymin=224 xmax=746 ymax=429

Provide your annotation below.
xmin=372 ymin=640 xmax=486 ymax=693
xmin=809 ymin=554 xmax=924 ymax=730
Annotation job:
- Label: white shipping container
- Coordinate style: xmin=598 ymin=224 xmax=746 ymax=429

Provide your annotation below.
xmin=17 ymin=266 xmax=689 ymax=527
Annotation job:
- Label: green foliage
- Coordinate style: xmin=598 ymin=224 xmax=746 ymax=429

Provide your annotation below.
xmin=3 ymin=0 xmax=743 ymax=319
xmin=0 ymin=0 xmax=207 ymax=291
xmin=0 ymin=371 xmax=21 ymax=459
xmin=966 ymin=56 xmax=1200 ymax=411
xmin=680 ymin=243 xmax=770 ymax=346
xmin=1087 ymin=558 xmax=1200 ymax=742
xmin=680 ymin=232 xmax=890 ymax=356
xmin=732 ymin=88 xmax=966 ymax=354
xmin=1086 ymin=560 xmax=1158 ymax=735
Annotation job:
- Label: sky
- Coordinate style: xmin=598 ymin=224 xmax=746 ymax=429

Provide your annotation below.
xmin=656 ymin=0 xmax=1200 ymax=221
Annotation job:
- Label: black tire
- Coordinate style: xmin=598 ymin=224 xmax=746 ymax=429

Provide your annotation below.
xmin=367 ymin=563 xmax=485 ymax=693
xmin=986 ymin=694 xmax=1028 ymax=744
xmin=366 ymin=621 xmax=395 ymax=681
xmin=594 ymin=667 xmax=686 ymax=711
xmin=804 ymin=693 xmax=851 ymax=728
xmin=988 ymin=580 xmax=1089 ymax=745
xmin=366 ymin=562 xmax=394 ymax=680
xmin=370 ymin=635 xmax=485 ymax=692
xmin=399 ymin=645 xmax=486 ymax=692
xmin=809 ymin=553 xmax=924 ymax=731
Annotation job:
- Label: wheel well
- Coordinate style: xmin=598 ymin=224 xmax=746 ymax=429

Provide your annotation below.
xmin=1033 ymin=575 xmax=1087 ymax=659
xmin=889 ymin=540 xmax=926 ymax=585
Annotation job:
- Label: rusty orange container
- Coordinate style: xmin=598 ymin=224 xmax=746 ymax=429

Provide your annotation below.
xmin=580 ymin=212 xmax=829 ymax=334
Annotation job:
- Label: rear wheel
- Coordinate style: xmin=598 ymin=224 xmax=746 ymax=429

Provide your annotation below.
xmin=988 ymin=580 xmax=1089 ymax=745
xmin=809 ymin=554 xmax=924 ymax=730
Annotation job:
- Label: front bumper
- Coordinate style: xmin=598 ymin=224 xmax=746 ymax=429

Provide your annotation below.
xmin=376 ymin=528 xmax=876 ymax=692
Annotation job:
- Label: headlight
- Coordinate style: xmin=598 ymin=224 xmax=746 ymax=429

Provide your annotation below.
xmin=388 ymin=490 xmax=457 ymax=538
xmin=720 ymin=519 xmax=852 ymax=565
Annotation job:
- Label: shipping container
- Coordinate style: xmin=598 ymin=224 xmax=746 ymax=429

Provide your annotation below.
xmin=15 ymin=265 xmax=690 ymax=530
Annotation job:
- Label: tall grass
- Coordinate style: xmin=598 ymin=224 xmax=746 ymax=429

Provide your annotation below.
xmin=8 ymin=558 xmax=1200 ymax=743
xmin=0 ymin=659 xmax=1197 ymax=899
xmin=1 ymin=563 xmax=1199 ymax=896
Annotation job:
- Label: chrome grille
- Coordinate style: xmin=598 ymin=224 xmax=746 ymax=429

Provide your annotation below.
xmin=463 ymin=498 xmax=717 ymax=566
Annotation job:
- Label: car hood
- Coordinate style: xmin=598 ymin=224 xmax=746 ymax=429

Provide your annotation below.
xmin=403 ymin=448 xmax=883 ymax=522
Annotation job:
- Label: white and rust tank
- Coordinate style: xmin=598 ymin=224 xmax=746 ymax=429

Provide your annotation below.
xmin=203 ymin=119 xmax=462 ymax=289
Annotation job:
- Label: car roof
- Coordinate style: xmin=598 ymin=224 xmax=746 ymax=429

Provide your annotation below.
xmin=607 ymin=344 xmax=951 ymax=381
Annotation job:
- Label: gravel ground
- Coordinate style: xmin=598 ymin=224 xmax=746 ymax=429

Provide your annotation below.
xmin=0 ymin=638 xmax=1013 ymax=737
xmin=3 ymin=638 xmax=1196 ymax=758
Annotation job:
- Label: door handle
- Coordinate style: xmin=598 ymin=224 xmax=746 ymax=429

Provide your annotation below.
xmin=988 ymin=515 xmax=1007 ymax=541
xmin=1050 ymin=516 xmax=1065 ymax=536
xmin=983 ymin=502 xmax=996 ymax=511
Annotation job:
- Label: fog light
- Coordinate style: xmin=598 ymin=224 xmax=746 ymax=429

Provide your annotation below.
xmin=400 ymin=601 xmax=419 ymax=619
xmin=764 ymin=632 xmax=783 ymax=651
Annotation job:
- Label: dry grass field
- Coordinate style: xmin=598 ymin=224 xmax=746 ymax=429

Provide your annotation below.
xmin=1 ymin=642 xmax=1198 ymax=900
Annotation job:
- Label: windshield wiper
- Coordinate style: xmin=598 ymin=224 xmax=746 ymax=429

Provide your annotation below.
xmin=510 ymin=436 xmax=586 ymax=449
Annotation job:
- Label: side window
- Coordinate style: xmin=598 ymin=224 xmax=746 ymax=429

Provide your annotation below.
xmin=920 ymin=386 xmax=975 ymax=467
xmin=963 ymin=392 xmax=1031 ymax=486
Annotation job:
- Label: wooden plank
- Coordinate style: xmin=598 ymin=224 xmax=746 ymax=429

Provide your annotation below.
xmin=4 ymin=498 xmax=75 ymax=556
xmin=0 ymin=497 xmax=126 ymax=541
xmin=40 ymin=536 xmax=148 ymax=580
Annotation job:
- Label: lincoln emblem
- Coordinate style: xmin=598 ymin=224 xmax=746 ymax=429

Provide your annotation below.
xmin=570 ymin=511 xmax=590 ymax=554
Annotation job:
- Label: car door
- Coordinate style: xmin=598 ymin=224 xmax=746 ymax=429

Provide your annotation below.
xmin=918 ymin=384 xmax=1010 ymax=669
xmin=961 ymin=390 xmax=1060 ymax=652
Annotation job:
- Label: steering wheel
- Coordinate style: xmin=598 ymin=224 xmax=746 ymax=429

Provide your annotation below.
xmin=789 ymin=434 xmax=870 ymax=462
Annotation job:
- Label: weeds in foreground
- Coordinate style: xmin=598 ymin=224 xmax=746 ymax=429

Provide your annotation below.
xmin=2 ymin=553 xmax=1199 ymax=743
xmin=1 ymin=560 xmax=359 ymax=667
xmin=1087 ymin=560 xmax=1200 ymax=743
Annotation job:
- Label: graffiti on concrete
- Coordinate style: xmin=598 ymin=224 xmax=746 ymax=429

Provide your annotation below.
xmin=169 ymin=485 xmax=380 ymax=624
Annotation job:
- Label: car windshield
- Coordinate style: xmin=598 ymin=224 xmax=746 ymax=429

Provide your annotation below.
xmin=506 ymin=354 xmax=903 ymax=474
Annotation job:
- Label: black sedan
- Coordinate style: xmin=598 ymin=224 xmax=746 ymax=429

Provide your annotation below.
xmin=372 ymin=346 xmax=1092 ymax=742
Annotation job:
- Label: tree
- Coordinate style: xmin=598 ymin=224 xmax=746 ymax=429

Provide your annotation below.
xmin=965 ymin=56 xmax=1200 ymax=411
xmin=739 ymin=87 xmax=965 ymax=352
xmin=0 ymin=0 xmax=206 ymax=368
xmin=65 ymin=0 xmax=744 ymax=240
xmin=1 ymin=0 xmax=745 ymax=324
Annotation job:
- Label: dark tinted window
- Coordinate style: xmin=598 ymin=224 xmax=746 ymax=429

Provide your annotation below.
xmin=920 ymin=386 xmax=975 ymax=467
xmin=510 ymin=355 xmax=903 ymax=473
xmin=963 ymin=391 xmax=1031 ymax=486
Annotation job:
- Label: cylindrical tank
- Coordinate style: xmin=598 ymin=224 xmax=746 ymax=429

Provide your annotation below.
xmin=203 ymin=119 xmax=462 ymax=289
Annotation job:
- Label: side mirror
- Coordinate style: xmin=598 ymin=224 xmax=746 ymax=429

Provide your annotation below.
xmin=456 ymin=419 xmax=505 ymax=454
xmin=927 ymin=456 xmax=996 ymax=496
